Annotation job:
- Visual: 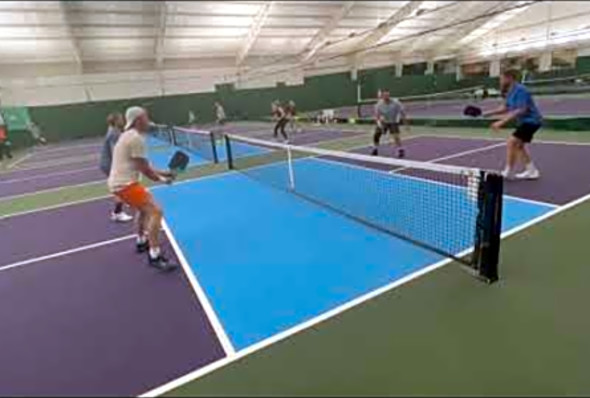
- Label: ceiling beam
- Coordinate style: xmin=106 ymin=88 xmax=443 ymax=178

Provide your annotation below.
xmin=58 ymin=1 xmax=83 ymax=72
xmin=300 ymin=1 xmax=356 ymax=62
xmin=352 ymin=1 xmax=425 ymax=53
xmin=434 ymin=1 xmax=535 ymax=57
xmin=154 ymin=1 xmax=168 ymax=69
xmin=236 ymin=2 xmax=274 ymax=66
xmin=397 ymin=1 xmax=488 ymax=57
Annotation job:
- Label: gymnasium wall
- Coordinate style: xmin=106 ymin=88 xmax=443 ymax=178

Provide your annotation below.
xmin=3 ymin=54 xmax=590 ymax=146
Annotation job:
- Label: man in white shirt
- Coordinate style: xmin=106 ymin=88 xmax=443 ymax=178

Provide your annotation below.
xmin=215 ymin=102 xmax=226 ymax=125
xmin=108 ymin=106 xmax=177 ymax=271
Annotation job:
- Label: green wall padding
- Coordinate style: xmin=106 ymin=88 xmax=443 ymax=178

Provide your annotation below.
xmin=0 ymin=107 xmax=32 ymax=131
xmin=575 ymin=55 xmax=590 ymax=73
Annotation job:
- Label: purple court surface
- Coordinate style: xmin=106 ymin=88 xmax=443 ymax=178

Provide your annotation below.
xmin=1 ymin=134 xmax=590 ymax=395
xmin=0 ymin=199 xmax=225 ymax=396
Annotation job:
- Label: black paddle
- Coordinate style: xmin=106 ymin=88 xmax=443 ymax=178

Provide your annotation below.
xmin=167 ymin=150 xmax=190 ymax=182
xmin=463 ymin=105 xmax=483 ymax=118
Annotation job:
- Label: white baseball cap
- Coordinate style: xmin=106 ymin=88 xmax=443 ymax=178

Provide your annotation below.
xmin=124 ymin=106 xmax=147 ymax=130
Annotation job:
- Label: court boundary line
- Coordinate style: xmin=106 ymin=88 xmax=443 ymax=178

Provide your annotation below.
xmin=0 ymin=194 xmax=112 ymax=220
xmin=0 ymin=166 xmax=100 ymax=185
xmin=27 ymin=141 xmax=103 ymax=155
xmin=417 ymin=133 xmax=590 ymax=147
xmin=140 ymin=190 xmax=590 ymax=398
xmin=162 ymin=221 xmax=236 ymax=356
xmin=6 ymin=152 xmax=34 ymax=169
xmin=0 ymin=179 xmax=106 ymax=203
xmin=9 ymin=154 xmax=100 ymax=172
xmin=0 ymin=234 xmax=135 ymax=273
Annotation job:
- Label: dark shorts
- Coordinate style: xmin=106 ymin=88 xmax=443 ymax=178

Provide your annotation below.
xmin=376 ymin=123 xmax=400 ymax=135
xmin=513 ymin=123 xmax=541 ymax=143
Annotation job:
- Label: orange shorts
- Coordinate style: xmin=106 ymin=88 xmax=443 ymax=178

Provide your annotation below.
xmin=0 ymin=127 xmax=6 ymax=142
xmin=114 ymin=182 xmax=152 ymax=209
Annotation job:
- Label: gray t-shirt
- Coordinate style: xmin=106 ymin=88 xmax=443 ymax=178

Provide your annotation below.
xmin=375 ymin=99 xmax=404 ymax=124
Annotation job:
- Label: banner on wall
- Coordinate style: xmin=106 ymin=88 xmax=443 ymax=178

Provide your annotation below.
xmin=0 ymin=106 xmax=32 ymax=131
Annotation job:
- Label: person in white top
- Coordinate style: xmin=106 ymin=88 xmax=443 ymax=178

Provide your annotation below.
xmin=108 ymin=106 xmax=177 ymax=271
xmin=215 ymin=102 xmax=226 ymax=125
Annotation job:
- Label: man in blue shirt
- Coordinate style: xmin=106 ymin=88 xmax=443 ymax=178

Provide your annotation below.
xmin=484 ymin=69 xmax=542 ymax=180
xmin=100 ymin=112 xmax=133 ymax=222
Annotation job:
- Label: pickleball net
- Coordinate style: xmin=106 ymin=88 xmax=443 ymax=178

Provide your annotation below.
xmin=224 ymin=134 xmax=503 ymax=282
xmin=151 ymin=124 xmax=174 ymax=145
xmin=172 ymin=126 xmax=219 ymax=163
xmin=150 ymin=124 xmax=219 ymax=163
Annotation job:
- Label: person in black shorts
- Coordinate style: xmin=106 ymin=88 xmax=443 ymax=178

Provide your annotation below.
xmin=273 ymin=102 xmax=289 ymax=142
xmin=371 ymin=89 xmax=407 ymax=158
xmin=484 ymin=69 xmax=542 ymax=180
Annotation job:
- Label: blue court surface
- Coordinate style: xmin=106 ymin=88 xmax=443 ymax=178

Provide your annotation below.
xmin=153 ymin=157 xmax=555 ymax=351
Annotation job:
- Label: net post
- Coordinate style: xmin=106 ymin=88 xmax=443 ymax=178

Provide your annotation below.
xmin=224 ymin=135 xmax=234 ymax=170
xmin=209 ymin=131 xmax=219 ymax=163
xmin=474 ymin=172 xmax=503 ymax=283
xmin=169 ymin=125 xmax=177 ymax=146
xmin=286 ymin=145 xmax=296 ymax=190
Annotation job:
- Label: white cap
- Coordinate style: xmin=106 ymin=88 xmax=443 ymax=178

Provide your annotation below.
xmin=124 ymin=106 xmax=147 ymax=130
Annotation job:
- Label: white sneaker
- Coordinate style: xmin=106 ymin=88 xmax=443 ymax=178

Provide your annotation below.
xmin=111 ymin=212 xmax=134 ymax=223
xmin=501 ymin=169 xmax=515 ymax=180
xmin=515 ymin=169 xmax=540 ymax=180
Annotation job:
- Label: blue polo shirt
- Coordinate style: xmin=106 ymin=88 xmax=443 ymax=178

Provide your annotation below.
xmin=505 ymin=83 xmax=542 ymax=126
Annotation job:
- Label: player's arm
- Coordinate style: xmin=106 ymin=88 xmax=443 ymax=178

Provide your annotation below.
xmin=490 ymin=91 xmax=528 ymax=130
xmin=482 ymin=105 xmax=507 ymax=117
xmin=129 ymin=136 xmax=172 ymax=182
xmin=374 ymin=106 xmax=383 ymax=126
xmin=133 ymin=157 xmax=173 ymax=182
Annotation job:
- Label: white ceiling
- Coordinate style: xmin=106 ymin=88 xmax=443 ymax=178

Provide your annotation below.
xmin=0 ymin=1 xmax=590 ymax=78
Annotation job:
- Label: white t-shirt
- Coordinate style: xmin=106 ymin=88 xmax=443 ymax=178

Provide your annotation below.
xmin=107 ymin=128 xmax=147 ymax=192
xmin=216 ymin=105 xmax=226 ymax=120
xmin=0 ymin=113 xmax=5 ymax=127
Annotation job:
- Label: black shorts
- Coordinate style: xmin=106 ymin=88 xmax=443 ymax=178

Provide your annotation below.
xmin=377 ymin=123 xmax=400 ymax=135
xmin=513 ymin=123 xmax=541 ymax=143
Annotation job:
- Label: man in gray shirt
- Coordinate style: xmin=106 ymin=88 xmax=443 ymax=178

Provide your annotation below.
xmin=371 ymin=89 xmax=407 ymax=158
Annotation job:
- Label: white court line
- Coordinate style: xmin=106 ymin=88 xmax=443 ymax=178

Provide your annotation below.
xmin=0 ymin=194 xmax=112 ymax=221
xmin=0 ymin=234 xmax=135 ymax=273
xmin=33 ymin=141 xmax=103 ymax=154
xmin=162 ymin=221 xmax=236 ymax=356
xmin=140 ymin=190 xmax=590 ymax=398
xmin=419 ymin=133 xmax=590 ymax=147
xmin=0 ymin=179 xmax=106 ymax=203
xmin=0 ymin=166 xmax=99 ymax=185
xmin=12 ymin=154 xmax=100 ymax=172
xmin=389 ymin=141 xmax=506 ymax=174
xmin=6 ymin=152 xmax=35 ymax=169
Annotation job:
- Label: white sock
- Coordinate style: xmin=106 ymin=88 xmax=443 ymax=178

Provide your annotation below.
xmin=137 ymin=235 xmax=147 ymax=245
xmin=503 ymin=166 xmax=513 ymax=174
xmin=526 ymin=162 xmax=537 ymax=172
xmin=149 ymin=247 xmax=161 ymax=259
